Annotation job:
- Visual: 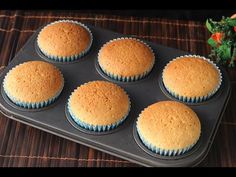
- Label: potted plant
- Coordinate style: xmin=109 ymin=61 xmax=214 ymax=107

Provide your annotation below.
xmin=206 ymin=14 xmax=236 ymax=67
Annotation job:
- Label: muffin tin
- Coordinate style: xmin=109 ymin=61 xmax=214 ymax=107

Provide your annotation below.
xmin=0 ymin=23 xmax=231 ymax=167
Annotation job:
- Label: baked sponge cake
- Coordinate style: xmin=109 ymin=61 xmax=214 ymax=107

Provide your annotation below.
xmin=98 ymin=37 xmax=155 ymax=82
xmin=3 ymin=61 xmax=64 ymax=109
xmin=162 ymin=55 xmax=222 ymax=103
xmin=136 ymin=101 xmax=201 ymax=156
xmin=68 ymin=80 xmax=130 ymax=132
xmin=37 ymin=20 xmax=93 ymax=62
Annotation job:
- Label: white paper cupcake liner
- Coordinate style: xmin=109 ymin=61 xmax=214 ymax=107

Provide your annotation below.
xmin=37 ymin=20 xmax=93 ymax=62
xmin=136 ymin=125 xmax=199 ymax=156
xmin=162 ymin=55 xmax=222 ymax=103
xmin=67 ymin=82 xmax=131 ymax=132
xmin=98 ymin=37 xmax=155 ymax=82
xmin=67 ymin=103 xmax=130 ymax=132
xmin=3 ymin=63 xmax=64 ymax=109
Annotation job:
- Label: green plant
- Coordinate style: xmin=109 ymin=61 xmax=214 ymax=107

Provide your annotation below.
xmin=206 ymin=16 xmax=236 ymax=67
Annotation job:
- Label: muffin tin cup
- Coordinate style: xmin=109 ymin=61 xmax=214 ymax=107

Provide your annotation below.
xmin=67 ymin=103 xmax=131 ymax=132
xmin=37 ymin=20 xmax=93 ymax=62
xmin=162 ymin=55 xmax=223 ymax=103
xmin=136 ymin=125 xmax=200 ymax=156
xmin=97 ymin=37 xmax=155 ymax=82
xmin=2 ymin=63 xmax=64 ymax=109
xmin=2 ymin=90 xmax=62 ymax=109
xmin=67 ymin=81 xmax=131 ymax=132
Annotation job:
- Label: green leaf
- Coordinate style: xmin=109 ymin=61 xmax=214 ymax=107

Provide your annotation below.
xmin=206 ymin=19 xmax=214 ymax=33
xmin=226 ymin=18 xmax=236 ymax=26
xmin=208 ymin=37 xmax=217 ymax=48
xmin=219 ymin=44 xmax=231 ymax=60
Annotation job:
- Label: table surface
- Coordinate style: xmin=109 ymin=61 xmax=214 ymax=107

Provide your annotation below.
xmin=0 ymin=10 xmax=235 ymax=167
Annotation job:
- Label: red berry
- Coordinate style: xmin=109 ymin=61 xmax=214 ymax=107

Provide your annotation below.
xmin=211 ymin=32 xmax=224 ymax=44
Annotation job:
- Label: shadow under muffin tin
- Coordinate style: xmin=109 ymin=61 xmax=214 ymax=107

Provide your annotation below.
xmin=0 ymin=20 xmax=231 ymax=167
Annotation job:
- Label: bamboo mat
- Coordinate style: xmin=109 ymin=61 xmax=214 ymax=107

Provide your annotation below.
xmin=0 ymin=10 xmax=235 ymax=167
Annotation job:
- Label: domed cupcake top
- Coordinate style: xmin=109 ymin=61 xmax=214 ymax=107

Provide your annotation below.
xmin=98 ymin=38 xmax=155 ymax=80
xmin=68 ymin=80 xmax=130 ymax=126
xmin=162 ymin=55 xmax=221 ymax=98
xmin=3 ymin=61 xmax=64 ymax=103
xmin=137 ymin=101 xmax=201 ymax=152
xmin=37 ymin=20 xmax=92 ymax=58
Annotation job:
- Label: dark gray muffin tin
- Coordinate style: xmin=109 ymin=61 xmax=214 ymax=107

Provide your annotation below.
xmin=0 ymin=23 xmax=231 ymax=167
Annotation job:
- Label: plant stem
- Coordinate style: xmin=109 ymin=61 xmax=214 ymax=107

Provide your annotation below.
xmin=229 ymin=47 xmax=236 ymax=67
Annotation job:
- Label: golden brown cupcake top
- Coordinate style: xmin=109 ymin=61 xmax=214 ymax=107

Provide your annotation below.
xmin=163 ymin=56 xmax=221 ymax=98
xmin=37 ymin=21 xmax=91 ymax=57
xmin=98 ymin=38 xmax=155 ymax=77
xmin=137 ymin=101 xmax=201 ymax=150
xmin=4 ymin=61 xmax=64 ymax=103
xmin=69 ymin=81 xmax=130 ymax=126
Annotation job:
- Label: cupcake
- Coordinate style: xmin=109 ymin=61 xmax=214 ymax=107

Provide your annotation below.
xmin=136 ymin=101 xmax=201 ymax=156
xmin=3 ymin=61 xmax=64 ymax=109
xmin=98 ymin=37 xmax=155 ymax=82
xmin=37 ymin=20 xmax=93 ymax=62
xmin=162 ymin=55 xmax=222 ymax=103
xmin=67 ymin=80 xmax=130 ymax=132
